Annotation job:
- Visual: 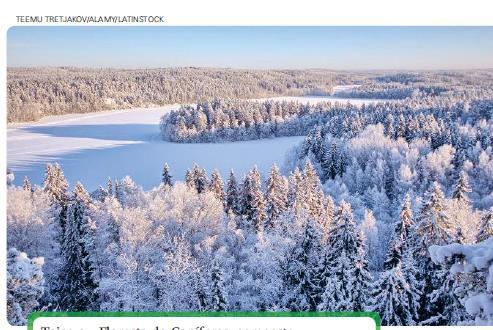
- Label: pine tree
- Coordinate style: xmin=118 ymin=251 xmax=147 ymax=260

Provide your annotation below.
xmin=413 ymin=181 xmax=453 ymax=323
xmin=281 ymin=217 xmax=323 ymax=311
xmin=162 ymin=163 xmax=173 ymax=186
xmin=302 ymin=161 xmax=325 ymax=222
xmin=58 ymin=182 xmax=98 ymax=311
xmin=106 ymin=177 xmax=113 ymax=197
xmin=209 ymin=169 xmax=225 ymax=203
xmin=241 ymin=167 xmax=267 ymax=232
xmin=265 ymin=164 xmax=288 ymax=229
xmin=185 ymin=169 xmax=194 ymax=189
xmin=210 ymin=260 xmax=228 ymax=311
xmin=371 ymin=194 xmax=419 ymax=325
xmin=319 ymin=202 xmax=373 ymax=312
xmin=22 ymin=176 xmax=32 ymax=192
xmin=191 ymin=164 xmax=209 ymax=193
xmin=225 ymin=170 xmax=241 ymax=215
xmin=43 ymin=163 xmax=69 ymax=239
xmin=452 ymin=171 xmax=471 ymax=205
xmin=476 ymin=211 xmax=493 ymax=242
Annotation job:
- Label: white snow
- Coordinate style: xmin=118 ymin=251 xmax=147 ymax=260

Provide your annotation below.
xmin=7 ymin=94 xmax=390 ymax=191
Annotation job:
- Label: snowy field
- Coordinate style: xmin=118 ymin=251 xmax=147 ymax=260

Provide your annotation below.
xmin=7 ymin=94 xmax=389 ymax=191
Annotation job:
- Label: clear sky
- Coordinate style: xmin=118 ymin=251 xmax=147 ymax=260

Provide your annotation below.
xmin=7 ymin=26 xmax=493 ymax=70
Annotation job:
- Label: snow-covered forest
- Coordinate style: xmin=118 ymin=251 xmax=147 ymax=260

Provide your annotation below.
xmin=6 ymin=70 xmax=493 ymax=326
xmin=7 ymin=67 xmax=336 ymax=122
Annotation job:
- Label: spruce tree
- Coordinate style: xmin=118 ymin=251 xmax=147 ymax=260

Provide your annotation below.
xmin=162 ymin=163 xmax=173 ymax=187
xmin=22 ymin=176 xmax=32 ymax=192
xmin=58 ymin=182 xmax=98 ymax=311
xmin=265 ymin=164 xmax=288 ymax=229
xmin=302 ymin=161 xmax=325 ymax=222
xmin=192 ymin=164 xmax=209 ymax=193
xmin=371 ymin=194 xmax=420 ymax=325
xmin=413 ymin=181 xmax=453 ymax=323
xmin=209 ymin=169 xmax=225 ymax=203
xmin=452 ymin=171 xmax=471 ymax=205
xmin=319 ymin=202 xmax=372 ymax=312
xmin=106 ymin=177 xmax=113 ymax=197
xmin=210 ymin=260 xmax=228 ymax=311
xmin=225 ymin=170 xmax=241 ymax=215
xmin=241 ymin=167 xmax=267 ymax=232
xmin=43 ymin=163 xmax=69 ymax=239
xmin=281 ymin=217 xmax=323 ymax=311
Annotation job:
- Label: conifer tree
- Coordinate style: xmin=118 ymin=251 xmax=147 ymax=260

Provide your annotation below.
xmin=371 ymin=194 xmax=420 ymax=325
xmin=225 ymin=170 xmax=241 ymax=215
xmin=191 ymin=164 xmax=209 ymax=193
xmin=452 ymin=171 xmax=471 ymax=205
xmin=162 ymin=163 xmax=173 ymax=187
xmin=319 ymin=202 xmax=372 ymax=312
xmin=302 ymin=161 xmax=325 ymax=222
xmin=210 ymin=260 xmax=228 ymax=311
xmin=106 ymin=177 xmax=113 ymax=197
xmin=57 ymin=182 xmax=98 ymax=311
xmin=43 ymin=163 xmax=69 ymax=239
xmin=265 ymin=164 xmax=288 ymax=229
xmin=412 ymin=181 xmax=453 ymax=323
xmin=209 ymin=169 xmax=225 ymax=203
xmin=22 ymin=176 xmax=32 ymax=192
xmin=241 ymin=167 xmax=267 ymax=231
xmin=282 ymin=217 xmax=323 ymax=311
xmin=288 ymin=168 xmax=304 ymax=217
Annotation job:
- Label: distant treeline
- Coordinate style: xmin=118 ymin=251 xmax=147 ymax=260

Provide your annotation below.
xmin=7 ymin=67 xmax=337 ymax=122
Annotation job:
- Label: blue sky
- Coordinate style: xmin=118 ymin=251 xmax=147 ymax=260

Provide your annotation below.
xmin=7 ymin=26 xmax=493 ymax=70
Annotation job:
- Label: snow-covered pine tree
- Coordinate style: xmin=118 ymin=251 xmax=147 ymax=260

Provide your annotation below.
xmin=225 ymin=170 xmax=241 ymax=215
xmin=477 ymin=211 xmax=493 ymax=242
xmin=452 ymin=171 xmax=471 ymax=204
xmin=22 ymin=176 xmax=32 ymax=192
xmin=371 ymin=194 xmax=419 ymax=325
xmin=412 ymin=181 xmax=454 ymax=324
xmin=162 ymin=162 xmax=173 ymax=187
xmin=281 ymin=217 xmax=323 ymax=311
xmin=265 ymin=164 xmax=288 ymax=229
xmin=7 ymin=248 xmax=44 ymax=326
xmin=43 ymin=163 xmax=69 ymax=238
xmin=302 ymin=161 xmax=325 ymax=222
xmin=241 ymin=167 xmax=267 ymax=232
xmin=57 ymin=182 xmax=98 ymax=311
xmin=209 ymin=169 xmax=225 ymax=203
xmin=287 ymin=167 xmax=304 ymax=217
xmin=191 ymin=164 xmax=209 ymax=193
xmin=185 ymin=169 xmax=194 ymax=189
xmin=210 ymin=259 xmax=228 ymax=311
xmin=319 ymin=202 xmax=373 ymax=312
xmin=107 ymin=177 xmax=113 ymax=196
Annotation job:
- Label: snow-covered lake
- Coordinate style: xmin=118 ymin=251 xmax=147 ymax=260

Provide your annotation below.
xmin=7 ymin=94 xmax=389 ymax=191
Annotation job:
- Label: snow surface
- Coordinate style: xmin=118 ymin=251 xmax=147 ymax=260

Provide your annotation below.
xmin=7 ymin=94 xmax=388 ymax=191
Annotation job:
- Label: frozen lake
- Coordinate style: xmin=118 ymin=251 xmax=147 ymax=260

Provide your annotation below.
xmin=7 ymin=94 xmax=389 ymax=191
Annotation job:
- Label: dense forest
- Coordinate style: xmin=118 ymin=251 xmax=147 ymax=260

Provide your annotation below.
xmin=7 ymin=67 xmax=337 ymax=122
xmin=6 ymin=69 xmax=493 ymax=326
